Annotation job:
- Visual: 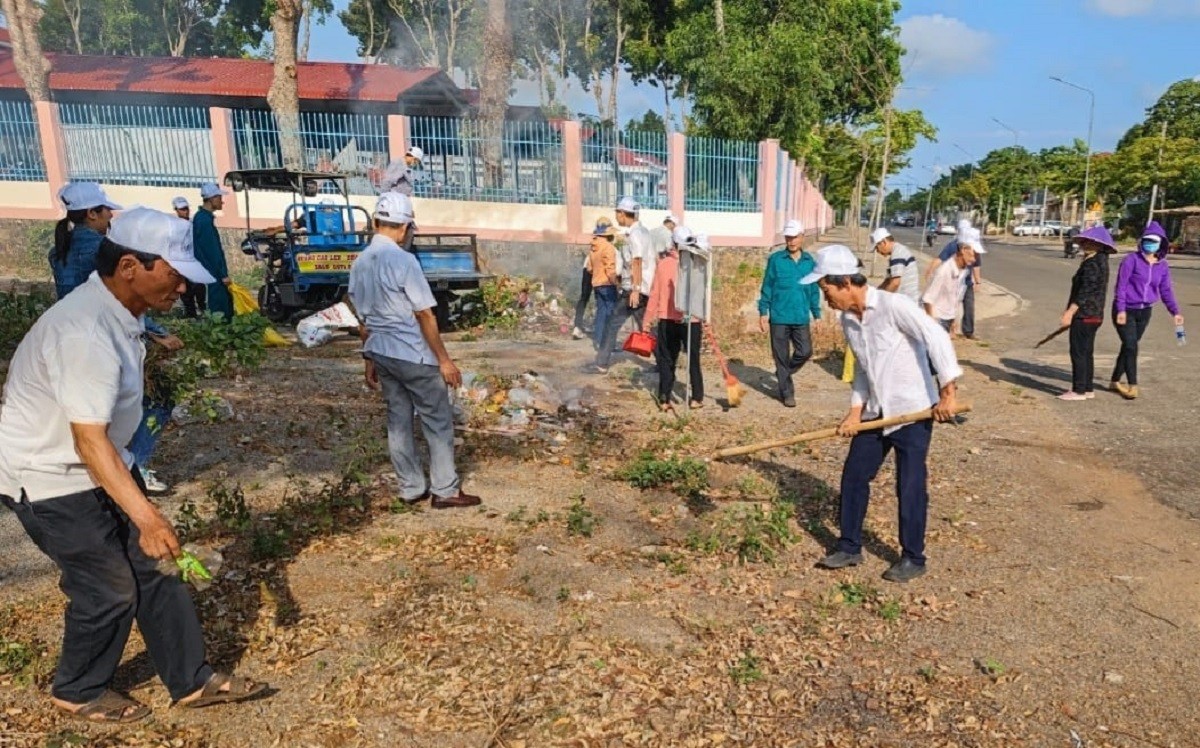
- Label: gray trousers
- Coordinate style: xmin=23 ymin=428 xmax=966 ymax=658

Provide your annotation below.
xmin=596 ymin=290 xmax=647 ymax=367
xmin=769 ymin=323 xmax=813 ymax=400
xmin=373 ymin=353 xmax=460 ymax=499
xmin=961 ymin=283 xmax=975 ymax=336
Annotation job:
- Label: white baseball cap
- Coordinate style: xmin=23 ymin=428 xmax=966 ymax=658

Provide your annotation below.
xmin=406 ymin=146 xmax=424 ymax=161
xmin=694 ymin=232 xmax=711 ymax=251
xmin=959 ymin=228 xmax=986 ymax=254
xmin=956 ymin=219 xmax=973 ymax=237
xmin=870 ymin=227 xmax=892 ymax=245
xmin=200 ymin=182 xmax=229 ymax=200
xmin=663 ymin=212 xmax=680 ymax=225
xmin=782 ymin=219 xmax=805 ymax=238
xmin=375 ymin=191 xmax=417 ymax=227
xmin=171 ymin=196 xmax=189 ymax=210
xmin=672 ymin=226 xmax=695 ymax=246
xmin=800 ymin=244 xmax=859 ymax=285
xmin=107 ymin=207 xmax=215 ymax=285
xmin=59 ymin=182 xmax=122 ymax=212
xmin=616 ymin=196 xmax=641 ymax=214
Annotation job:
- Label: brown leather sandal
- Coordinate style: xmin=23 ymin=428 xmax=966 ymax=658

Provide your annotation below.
xmin=58 ymin=690 xmax=151 ymax=723
xmin=176 ymin=672 xmax=267 ymax=709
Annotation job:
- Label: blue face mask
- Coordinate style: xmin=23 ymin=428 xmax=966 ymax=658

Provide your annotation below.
xmin=1140 ymin=238 xmax=1162 ymax=254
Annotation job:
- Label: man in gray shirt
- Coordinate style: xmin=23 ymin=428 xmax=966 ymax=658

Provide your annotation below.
xmin=348 ymin=191 xmax=480 ymax=509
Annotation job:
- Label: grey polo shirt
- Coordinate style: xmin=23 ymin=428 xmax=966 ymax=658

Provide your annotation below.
xmin=348 ymin=233 xmax=438 ymax=366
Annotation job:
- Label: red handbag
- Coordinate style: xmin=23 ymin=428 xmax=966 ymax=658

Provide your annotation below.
xmin=623 ymin=330 xmax=656 ymax=357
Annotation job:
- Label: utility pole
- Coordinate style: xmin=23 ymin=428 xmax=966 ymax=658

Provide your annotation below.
xmin=1148 ymin=120 xmax=1169 ymax=221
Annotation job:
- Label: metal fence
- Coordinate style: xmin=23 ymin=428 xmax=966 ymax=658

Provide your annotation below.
xmin=685 ymin=136 xmax=759 ymax=212
xmin=581 ymin=127 xmax=668 ymax=209
xmin=0 ymin=100 xmax=46 ymax=182
xmin=60 ymin=104 xmax=214 ymax=187
xmin=409 ymin=117 xmax=564 ymax=204
xmin=231 ymin=110 xmax=389 ymax=195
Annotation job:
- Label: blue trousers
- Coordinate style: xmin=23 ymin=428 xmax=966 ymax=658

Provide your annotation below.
xmin=128 ymin=397 xmax=173 ymax=470
xmin=591 ymin=285 xmax=618 ymax=351
xmin=837 ymin=419 xmax=933 ymax=564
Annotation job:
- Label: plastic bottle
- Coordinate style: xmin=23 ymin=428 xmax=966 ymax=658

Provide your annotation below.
xmin=1176 ymin=324 xmax=1187 ymax=347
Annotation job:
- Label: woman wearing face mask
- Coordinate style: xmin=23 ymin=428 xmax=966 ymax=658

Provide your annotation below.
xmin=1109 ymin=221 xmax=1182 ymax=400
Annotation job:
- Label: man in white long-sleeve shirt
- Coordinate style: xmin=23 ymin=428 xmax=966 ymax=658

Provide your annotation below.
xmin=802 ymin=244 xmax=962 ymax=583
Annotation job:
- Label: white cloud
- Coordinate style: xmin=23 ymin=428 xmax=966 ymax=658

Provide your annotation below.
xmin=1086 ymin=0 xmax=1200 ymax=16
xmin=899 ymin=15 xmax=995 ymax=78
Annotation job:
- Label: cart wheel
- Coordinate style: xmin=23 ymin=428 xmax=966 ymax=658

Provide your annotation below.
xmin=258 ymin=284 xmax=288 ymax=323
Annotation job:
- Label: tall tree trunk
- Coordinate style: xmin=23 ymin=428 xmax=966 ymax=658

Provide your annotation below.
xmin=2 ymin=0 xmax=51 ymax=102
xmin=478 ymin=0 xmax=512 ymax=189
xmin=714 ymin=0 xmax=726 ymax=41
xmin=299 ymin=0 xmax=313 ymax=62
xmin=608 ymin=3 xmax=624 ymax=130
xmin=267 ymin=0 xmax=304 ymax=170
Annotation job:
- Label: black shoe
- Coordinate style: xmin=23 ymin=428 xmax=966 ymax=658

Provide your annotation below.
xmin=782 ymin=396 xmax=796 ymax=408
xmin=817 ymin=551 xmax=863 ymax=569
xmin=882 ymin=558 xmax=926 ymax=583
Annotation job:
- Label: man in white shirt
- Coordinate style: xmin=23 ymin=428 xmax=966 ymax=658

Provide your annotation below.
xmin=379 ymin=146 xmax=427 ymax=197
xmin=596 ymin=196 xmax=655 ymax=371
xmin=871 ymin=227 xmax=920 ymax=303
xmin=802 ymin=245 xmax=961 ymax=583
xmin=922 ymin=229 xmax=984 ymax=334
xmin=0 ymin=207 xmax=264 ymax=722
xmin=650 ymin=212 xmax=678 ymax=257
xmin=348 ymin=191 xmax=480 ymax=509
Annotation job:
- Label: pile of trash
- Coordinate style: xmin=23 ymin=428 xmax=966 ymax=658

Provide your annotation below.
xmin=296 ymin=302 xmax=360 ymax=348
xmin=456 ymin=370 xmax=588 ymax=436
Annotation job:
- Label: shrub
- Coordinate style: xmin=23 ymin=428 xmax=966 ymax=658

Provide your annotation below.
xmin=0 ymin=288 xmax=54 ymax=357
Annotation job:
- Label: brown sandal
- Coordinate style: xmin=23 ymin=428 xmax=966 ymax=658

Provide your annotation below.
xmin=176 ymin=672 xmax=267 ymax=709
xmin=688 ymin=400 xmax=705 ymax=410
xmin=58 ymin=690 xmax=151 ymax=724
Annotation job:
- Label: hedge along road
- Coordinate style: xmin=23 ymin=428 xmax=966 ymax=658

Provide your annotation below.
xmin=893 ymin=226 xmax=1200 ymax=519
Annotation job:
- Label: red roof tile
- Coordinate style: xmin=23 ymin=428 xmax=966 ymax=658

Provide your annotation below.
xmin=0 ymin=51 xmax=443 ymax=102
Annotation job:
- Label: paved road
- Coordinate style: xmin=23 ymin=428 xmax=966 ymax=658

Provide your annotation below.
xmin=892 ymin=227 xmax=1200 ymax=519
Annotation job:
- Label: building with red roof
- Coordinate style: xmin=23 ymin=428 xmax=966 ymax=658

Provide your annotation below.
xmin=0 ymin=50 xmax=469 ymax=116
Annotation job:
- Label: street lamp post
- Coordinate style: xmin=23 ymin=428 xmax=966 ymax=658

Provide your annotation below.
xmin=953 ymin=143 xmax=979 ymax=226
xmin=1051 ymin=76 xmax=1095 ymax=229
xmin=991 ymin=118 xmax=1020 ymax=235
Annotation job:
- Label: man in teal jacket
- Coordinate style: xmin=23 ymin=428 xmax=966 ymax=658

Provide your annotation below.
xmin=193 ymin=182 xmax=233 ymax=321
xmin=758 ymin=219 xmax=822 ymax=407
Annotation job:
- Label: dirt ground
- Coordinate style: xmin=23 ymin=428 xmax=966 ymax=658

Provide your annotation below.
xmin=2 ymin=253 xmax=1200 ymax=747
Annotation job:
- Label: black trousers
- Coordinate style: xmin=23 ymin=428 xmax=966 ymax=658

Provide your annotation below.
xmin=961 ymin=283 xmax=976 ymax=336
xmin=573 ymin=268 xmax=593 ymax=331
xmin=180 ymin=282 xmax=207 ymax=318
xmin=1111 ymin=307 xmax=1152 ymax=385
xmin=655 ymin=319 xmax=703 ymax=404
xmin=1 ymin=476 xmax=213 ymax=703
xmin=837 ymin=420 xmax=933 ymax=564
xmin=769 ymin=323 xmax=813 ymax=400
xmin=1069 ymin=317 xmax=1101 ymax=394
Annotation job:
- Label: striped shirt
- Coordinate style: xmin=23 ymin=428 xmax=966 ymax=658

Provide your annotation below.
xmin=886 ymin=243 xmax=920 ymax=303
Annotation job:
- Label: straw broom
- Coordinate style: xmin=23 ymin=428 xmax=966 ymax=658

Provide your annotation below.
xmin=703 ymin=322 xmax=745 ymax=407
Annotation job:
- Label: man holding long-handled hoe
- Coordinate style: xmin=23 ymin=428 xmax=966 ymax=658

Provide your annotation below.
xmin=803 ymin=245 xmax=962 ymax=583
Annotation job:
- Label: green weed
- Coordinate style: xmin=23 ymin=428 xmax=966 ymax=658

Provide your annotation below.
xmin=879 ymin=600 xmax=903 ymax=621
xmin=0 ymin=288 xmax=54 ymax=357
xmin=837 ymin=582 xmax=873 ymax=606
xmin=729 ymin=651 xmax=765 ymax=684
xmin=566 ymin=494 xmax=598 ymax=538
xmin=617 ymin=452 xmax=709 ymax=497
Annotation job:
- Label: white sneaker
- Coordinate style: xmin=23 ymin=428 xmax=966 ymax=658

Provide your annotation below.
xmin=571 ymin=326 xmax=585 ymax=340
xmin=140 ymin=468 xmax=170 ymax=494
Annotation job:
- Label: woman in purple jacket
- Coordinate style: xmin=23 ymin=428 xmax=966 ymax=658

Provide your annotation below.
xmin=1110 ymin=221 xmax=1183 ymax=400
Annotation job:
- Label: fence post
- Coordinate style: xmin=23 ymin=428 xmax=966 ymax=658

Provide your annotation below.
xmin=208 ymin=107 xmax=241 ymax=225
xmin=388 ymin=114 xmax=411 ymax=162
xmin=758 ymin=139 xmax=779 ymax=245
xmin=561 ymin=120 xmax=584 ymax=241
xmin=668 ymin=131 xmax=686 ymax=220
xmin=34 ymin=102 xmax=68 ymax=212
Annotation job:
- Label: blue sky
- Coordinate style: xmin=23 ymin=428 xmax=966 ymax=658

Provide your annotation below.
xmin=310 ymin=0 xmax=1200 ymax=195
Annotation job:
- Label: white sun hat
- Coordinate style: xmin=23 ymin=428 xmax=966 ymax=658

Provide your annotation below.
xmin=107 ymin=207 xmax=215 ymax=284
